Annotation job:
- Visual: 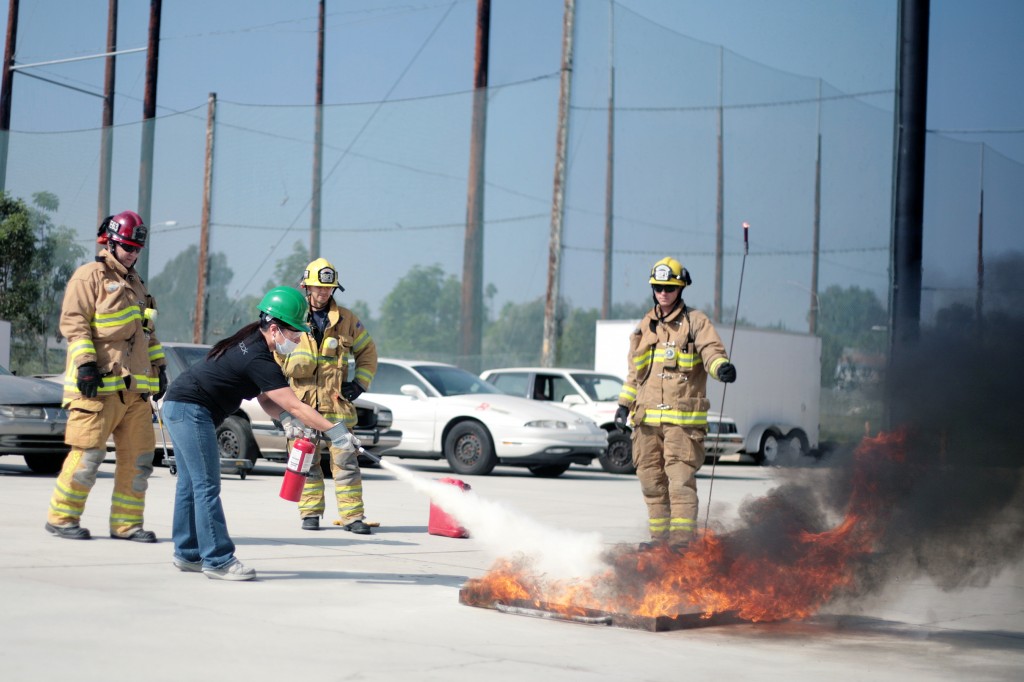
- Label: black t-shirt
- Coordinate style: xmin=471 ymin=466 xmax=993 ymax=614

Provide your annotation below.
xmin=164 ymin=330 xmax=290 ymax=424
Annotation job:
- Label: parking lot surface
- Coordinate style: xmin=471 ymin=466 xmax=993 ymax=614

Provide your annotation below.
xmin=2 ymin=457 xmax=1022 ymax=681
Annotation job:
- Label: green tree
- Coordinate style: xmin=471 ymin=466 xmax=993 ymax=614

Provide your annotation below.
xmin=263 ymin=240 xmax=310 ymax=291
xmin=482 ymin=297 xmax=545 ymax=369
xmin=817 ymin=284 xmax=888 ymax=387
xmin=0 ymin=192 xmax=87 ymax=373
xmin=376 ymin=264 xmax=460 ymax=362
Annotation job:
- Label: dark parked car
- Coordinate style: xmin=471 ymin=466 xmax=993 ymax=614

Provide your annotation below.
xmin=0 ymin=364 xmax=70 ymax=474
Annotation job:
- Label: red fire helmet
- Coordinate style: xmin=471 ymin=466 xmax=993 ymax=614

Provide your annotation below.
xmin=100 ymin=210 xmax=148 ymax=249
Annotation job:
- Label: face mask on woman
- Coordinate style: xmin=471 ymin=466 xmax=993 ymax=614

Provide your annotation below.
xmin=275 ymin=328 xmax=300 ymax=355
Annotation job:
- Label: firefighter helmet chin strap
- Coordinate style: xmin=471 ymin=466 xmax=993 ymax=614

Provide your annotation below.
xmin=651 ymin=289 xmax=683 ymax=326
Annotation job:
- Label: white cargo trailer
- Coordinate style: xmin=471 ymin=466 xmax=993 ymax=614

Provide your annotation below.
xmin=595 ymin=320 xmax=821 ymax=465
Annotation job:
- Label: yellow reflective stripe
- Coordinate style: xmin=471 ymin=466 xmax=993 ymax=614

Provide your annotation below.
xmin=648 ymin=518 xmax=669 ymax=532
xmin=110 ymin=514 xmax=143 ymax=523
xmin=323 ymin=412 xmax=357 ymax=427
xmin=354 ymin=368 xmax=374 ymax=386
xmin=641 ymin=408 xmax=708 ymax=427
xmin=55 ymin=481 xmax=89 ymax=502
xmin=68 ymin=339 xmax=96 ymax=362
xmin=619 ymin=385 xmax=636 ymax=402
xmin=709 ymin=357 xmax=727 ymax=378
xmin=316 ymin=356 xmax=338 ymax=365
xmin=670 ymin=518 xmax=696 ymax=531
xmin=351 ymin=330 xmax=372 ymax=352
xmin=633 ymin=349 xmax=653 ymax=371
xmin=148 ymin=344 xmax=166 ymax=362
xmin=336 ymin=484 xmax=362 ymax=494
xmin=112 ymin=492 xmax=144 ymax=509
xmin=50 ymin=501 xmax=85 ymax=516
xmin=287 ymin=350 xmax=317 ymax=364
xmin=92 ymin=305 xmax=142 ymax=329
xmin=652 ymin=349 xmax=702 ymax=369
xmin=132 ymin=374 xmax=159 ymax=392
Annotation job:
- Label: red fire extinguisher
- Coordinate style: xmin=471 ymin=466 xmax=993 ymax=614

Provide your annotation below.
xmin=279 ymin=436 xmax=316 ymax=502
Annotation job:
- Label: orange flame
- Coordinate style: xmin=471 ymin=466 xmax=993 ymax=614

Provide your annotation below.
xmin=463 ymin=430 xmax=907 ymax=623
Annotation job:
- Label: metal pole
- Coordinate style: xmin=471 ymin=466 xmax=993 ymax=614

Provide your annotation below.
xmin=0 ymin=0 xmax=20 ymax=193
xmin=887 ymin=0 xmax=929 ymax=427
xmin=98 ymin=0 xmax=118 ymax=225
xmin=135 ymin=0 xmax=161 ymax=281
xmin=542 ymin=0 xmax=575 ymax=367
xmin=810 ymin=79 xmax=822 ymax=336
xmin=194 ymin=93 xmax=216 ymax=344
xmin=714 ymin=46 xmax=724 ymax=323
xmin=459 ymin=0 xmax=490 ymax=372
xmin=975 ymin=144 xmax=985 ymax=330
xmin=601 ymin=0 xmax=614 ymax=320
xmin=310 ymin=0 xmax=324 ymax=258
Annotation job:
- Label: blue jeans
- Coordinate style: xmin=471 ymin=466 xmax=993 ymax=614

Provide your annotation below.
xmin=164 ymin=400 xmax=236 ymax=569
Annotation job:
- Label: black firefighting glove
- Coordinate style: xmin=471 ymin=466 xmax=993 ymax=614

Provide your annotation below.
xmin=718 ymin=362 xmax=737 ymax=383
xmin=341 ymin=381 xmax=364 ymax=402
xmin=153 ymin=367 xmax=168 ymax=401
xmin=613 ymin=405 xmax=630 ymax=431
xmin=76 ymin=362 xmax=101 ymax=398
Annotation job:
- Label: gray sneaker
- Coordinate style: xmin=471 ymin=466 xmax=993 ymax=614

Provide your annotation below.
xmin=202 ymin=558 xmax=256 ymax=581
xmin=173 ymin=556 xmax=202 ymax=573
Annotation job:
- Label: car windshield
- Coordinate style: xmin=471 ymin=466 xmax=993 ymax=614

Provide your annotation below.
xmin=415 ymin=365 xmax=502 ymax=397
xmin=570 ymin=373 xmax=623 ymax=402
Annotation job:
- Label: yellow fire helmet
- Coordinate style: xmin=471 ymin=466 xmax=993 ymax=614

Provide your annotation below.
xmin=301 ymin=257 xmax=345 ymax=292
xmin=649 ymin=256 xmax=691 ymax=288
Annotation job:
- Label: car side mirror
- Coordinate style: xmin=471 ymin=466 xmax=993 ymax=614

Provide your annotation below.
xmin=561 ymin=394 xmax=585 ymax=406
xmin=400 ymin=384 xmax=428 ymax=400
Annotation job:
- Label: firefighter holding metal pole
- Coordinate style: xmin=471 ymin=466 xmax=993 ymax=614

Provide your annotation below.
xmin=45 ymin=211 xmax=167 ymax=543
xmin=274 ymin=258 xmax=378 ymax=534
xmin=615 ymin=257 xmax=737 ymax=551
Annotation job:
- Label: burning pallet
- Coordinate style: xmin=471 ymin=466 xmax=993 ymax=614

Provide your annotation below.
xmin=459 ymin=582 xmax=741 ymax=632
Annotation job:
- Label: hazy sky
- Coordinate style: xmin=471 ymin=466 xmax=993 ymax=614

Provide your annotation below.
xmin=2 ymin=1 xmax=1022 ymax=331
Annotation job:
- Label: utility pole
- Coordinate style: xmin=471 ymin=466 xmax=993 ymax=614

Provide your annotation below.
xmin=0 ymin=0 xmax=20 ymax=192
xmin=713 ymin=46 xmax=724 ymax=323
xmin=459 ymin=0 xmax=490 ymax=372
xmin=542 ymin=0 xmax=575 ymax=367
xmin=887 ymin=0 xmax=929 ymax=427
xmin=194 ymin=93 xmax=216 ymax=344
xmin=135 ymin=0 xmax=161 ymax=281
xmin=310 ymin=0 xmax=324 ymax=258
xmin=809 ymin=78 xmax=822 ymax=336
xmin=98 ymin=0 xmax=118 ymax=225
xmin=975 ymin=143 xmax=985 ymax=331
xmin=601 ymin=0 xmax=614 ymax=320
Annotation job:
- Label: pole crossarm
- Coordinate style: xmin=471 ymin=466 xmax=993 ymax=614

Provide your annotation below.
xmin=9 ymin=47 xmax=146 ymax=71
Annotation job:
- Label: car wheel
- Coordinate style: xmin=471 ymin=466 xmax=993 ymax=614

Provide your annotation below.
xmin=444 ymin=421 xmax=496 ymax=475
xmin=755 ymin=430 xmax=783 ymax=466
xmin=599 ymin=430 xmax=635 ymax=474
xmin=24 ymin=452 xmax=67 ymax=475
xmin=528 ymin=463 xmax=570 ymax=477
xmin=217 ymin=415 xmax=259 ymax=466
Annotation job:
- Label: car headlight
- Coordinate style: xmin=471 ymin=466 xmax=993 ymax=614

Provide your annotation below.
xmin=0 ymin=405 xmax=47 ymax=419
xmin=524 ymin=419 xmax=568 ymax=429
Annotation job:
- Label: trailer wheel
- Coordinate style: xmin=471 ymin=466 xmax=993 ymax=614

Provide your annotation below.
xmin=788 ymin=430 xmax=810 ymax=457
xmin=24 ymin=452 xmax=67 ymax=475
xmin=755 ymin=430 xmax=783 ymax=466
xmin=599 ymin=430 xmax=635 ymax=474
xmin=444 ymin=421 xmax=496 ymax=475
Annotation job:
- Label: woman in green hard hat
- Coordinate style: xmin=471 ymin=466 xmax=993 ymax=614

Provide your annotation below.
xmin=161 ymin=286 xmax=359 ymax=581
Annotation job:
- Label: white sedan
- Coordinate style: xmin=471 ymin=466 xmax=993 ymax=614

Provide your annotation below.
xmin=360 ymin=359 xmax=608 ymax=477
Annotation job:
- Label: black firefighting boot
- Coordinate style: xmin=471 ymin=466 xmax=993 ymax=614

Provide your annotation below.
xmin=301 ymin=516 xmax=320 ymax=531
xmin=341 ymin=519 xmax=372 ymax=535
xmin=110 ymin=528 xmax=158 ymax=543
xmin=45 ymin=522 xmax=92 ymax=540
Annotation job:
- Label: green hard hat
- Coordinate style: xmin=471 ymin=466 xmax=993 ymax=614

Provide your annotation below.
xmin=257 ymin=286 xmax=310 ymax=332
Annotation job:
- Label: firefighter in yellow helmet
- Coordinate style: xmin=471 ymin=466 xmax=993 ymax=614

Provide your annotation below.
xmin=614 ymin=257 xmax=737 ymax=550
xmin=45 ymin=211 xmax=166 ymax=542
xmin=274 ymin=257 xmax=379 ymax=533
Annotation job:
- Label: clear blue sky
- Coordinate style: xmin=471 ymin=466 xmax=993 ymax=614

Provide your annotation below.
xmin=2 ymin=0 xmax=1022 ymax=331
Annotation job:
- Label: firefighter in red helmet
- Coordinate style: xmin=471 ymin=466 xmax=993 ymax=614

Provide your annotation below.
xmin=45 ymin=210 xmax=167 ymax=542
xmin=614 ymin=257 xmax=737 ymax=550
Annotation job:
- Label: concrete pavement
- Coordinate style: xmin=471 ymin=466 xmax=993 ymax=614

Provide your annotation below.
xmin=1 ymin=456 xmax=1022 ymax=681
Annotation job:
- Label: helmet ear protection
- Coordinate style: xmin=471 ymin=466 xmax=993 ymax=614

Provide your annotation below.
xmin=97 ymin=211 xmax=147 ymax=248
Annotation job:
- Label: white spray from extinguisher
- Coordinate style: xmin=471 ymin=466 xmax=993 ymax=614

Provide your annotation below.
xmin=375 ymin=456 xmax=609 ymax=581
